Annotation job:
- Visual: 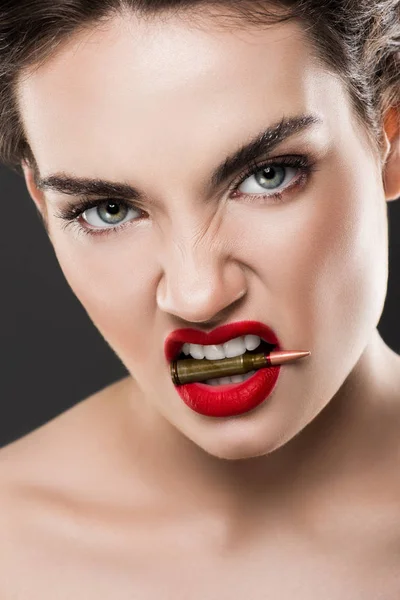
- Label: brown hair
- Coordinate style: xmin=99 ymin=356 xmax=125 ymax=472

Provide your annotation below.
xmin=0 ymin=0 xmax=399 ymax=180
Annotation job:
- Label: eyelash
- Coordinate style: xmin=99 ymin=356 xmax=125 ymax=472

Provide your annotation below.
xmin=54 ymin=154 xmax=318 ymax=239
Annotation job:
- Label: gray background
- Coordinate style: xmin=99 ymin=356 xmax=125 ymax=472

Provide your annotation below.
xmin=1 ymin=164 xmax=399 ymax=448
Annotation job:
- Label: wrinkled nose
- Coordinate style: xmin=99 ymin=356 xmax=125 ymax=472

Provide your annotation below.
xmin=157 ymin=249 xmax=247 ymax=325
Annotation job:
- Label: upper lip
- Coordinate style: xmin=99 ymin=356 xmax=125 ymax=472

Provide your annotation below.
xmin=164 ymin=320 xmax=280 ymax=362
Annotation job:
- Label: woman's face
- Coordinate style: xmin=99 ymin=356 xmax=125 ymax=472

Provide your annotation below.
xmin=18 ymin=10 xmax=394 ymax=459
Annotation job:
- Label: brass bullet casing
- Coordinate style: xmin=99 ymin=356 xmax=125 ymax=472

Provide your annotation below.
xmin=170 ymin=350 xmax=311 ymax=385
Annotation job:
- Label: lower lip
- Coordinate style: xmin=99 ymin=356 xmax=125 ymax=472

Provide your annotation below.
xmin=174 ymin=363 xmax=281 ymax=417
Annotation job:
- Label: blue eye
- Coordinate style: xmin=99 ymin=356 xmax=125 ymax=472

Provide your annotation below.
xmin=82 ymin=200 xmax=141 ymax=228
xmin=238 ymin=164 xmax=294 ymax=195
xmin=54 ymin=197 xmax=146 ymax=239
xmin=54 ymin=154 xmax=317 ymax=239
xmin=231 ymin=155 xmax=315 ymax=203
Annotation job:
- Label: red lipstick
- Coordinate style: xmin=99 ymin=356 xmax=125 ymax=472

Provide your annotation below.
xmin=164 ymin=320 xmax=281 ymax=418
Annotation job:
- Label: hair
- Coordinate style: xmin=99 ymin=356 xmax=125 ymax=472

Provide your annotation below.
xmin=0 ymin=0 xmax=399 ymax=183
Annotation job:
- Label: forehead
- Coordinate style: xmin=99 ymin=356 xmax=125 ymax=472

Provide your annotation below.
xmin=17 ymin=11 xmax=341 ymax=177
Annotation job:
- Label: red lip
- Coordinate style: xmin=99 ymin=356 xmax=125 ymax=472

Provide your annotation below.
xmin=164 ymin=321 xmax=282 ymax=418
xmin=177 ymin=367 xmax=281 ymax=417
xmin=164 ymin=320 xmax=280 ymax=363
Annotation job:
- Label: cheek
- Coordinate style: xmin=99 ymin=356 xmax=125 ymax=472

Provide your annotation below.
xmin=225 ymin=154 xmax=388 ymax=363
xmin=51 ymin=232 xmax=160 ymax=362
xmin=248 ymin=166 xmax=388 ymax=357
xmin=309 ymin=177 xmax=387 ymax=350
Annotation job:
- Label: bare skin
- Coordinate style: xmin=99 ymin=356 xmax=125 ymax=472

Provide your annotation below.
xmin=1 ymin=338 xmax=400 ymax=598
xmin=1 ymin=7 xmax=400 ymax=598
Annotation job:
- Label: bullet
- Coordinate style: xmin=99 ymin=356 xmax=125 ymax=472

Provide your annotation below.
xmin=170 ymin=349 xmax=311 ymax=385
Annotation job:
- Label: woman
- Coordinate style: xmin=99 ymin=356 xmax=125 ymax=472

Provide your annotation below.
xmin=0 ymin=0 xmax=399 ymax=596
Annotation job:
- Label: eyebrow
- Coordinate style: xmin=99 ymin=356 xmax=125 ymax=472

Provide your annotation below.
xmin=36 ymin=113 xmax=322 ymax=201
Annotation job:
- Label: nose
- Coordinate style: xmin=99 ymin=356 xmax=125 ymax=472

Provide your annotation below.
xmin=156 ymin=244 xmax=247 ymax=324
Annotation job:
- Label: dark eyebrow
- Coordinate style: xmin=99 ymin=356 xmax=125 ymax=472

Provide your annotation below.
xmin=209 ymin=113 xmax=321 ymax=190
xmin=36 ymin=113 xmax=322 ymax=201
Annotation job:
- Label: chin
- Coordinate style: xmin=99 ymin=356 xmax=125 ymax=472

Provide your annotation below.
xmin=186 ymin=422 xmax=291 ymax=461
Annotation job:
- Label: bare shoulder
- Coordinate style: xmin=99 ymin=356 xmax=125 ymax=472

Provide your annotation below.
xmin=0 ymin=378 xmax=152 ymax=599
xmin=0 ymin=375 xmax=135 ymax=523
xmin=0 ymin=376 xmax=131 ymax=475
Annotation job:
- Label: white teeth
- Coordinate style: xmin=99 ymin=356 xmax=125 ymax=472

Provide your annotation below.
xmin=188 ymin=343 xmax=205 ymax=359
xmin=223 ymin=337 xmax=246 ymax=358
xmin=204 ymin=344 xmax=226 ymax=360
xmin=230 ymin=373 xmax=247 ymax=383
xmin=217 ymin=376 xmax=232 ymax=385
xmin=244 ymin=334 xmax=261 ymax=351
xmin=183 ymin=335 xmax=262 ymax=360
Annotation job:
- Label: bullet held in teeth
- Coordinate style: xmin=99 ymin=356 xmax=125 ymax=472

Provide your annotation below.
xmin=170 ymin=349 xmax=311 ymax=385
